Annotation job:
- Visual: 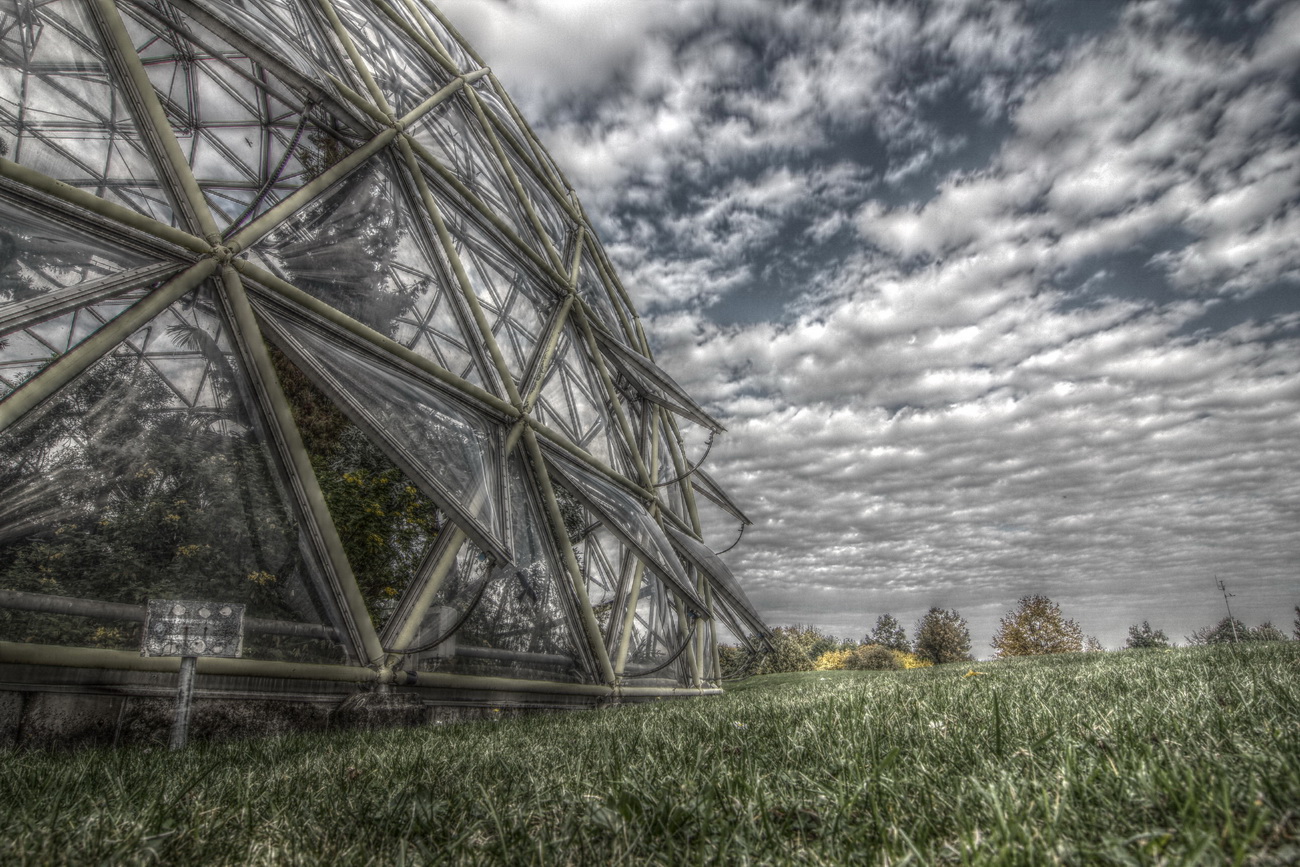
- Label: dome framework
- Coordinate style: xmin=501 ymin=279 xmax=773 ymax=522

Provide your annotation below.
xmin=0 ymin=0 xmax=768 ymax=723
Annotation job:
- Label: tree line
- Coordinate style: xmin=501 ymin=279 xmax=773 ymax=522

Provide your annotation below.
xmin=723 ymin=597 xmax=1300 ymax=676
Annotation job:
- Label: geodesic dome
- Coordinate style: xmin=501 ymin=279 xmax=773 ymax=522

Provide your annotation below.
xmin=0 ymin=0 xmax=768 ymax=702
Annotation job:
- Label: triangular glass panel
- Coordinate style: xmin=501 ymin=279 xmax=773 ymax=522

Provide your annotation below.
xmin=443 ymin=212 xmax=557 ymax=386
xmin=184 ymin=0 xmax=370 ymax=100
xmin=116 ymin=0 xmax=362 ymax=233
xmin=691 ymin=466 xmax=751 ymax=526
xmin=251 ymin=153 xmax=491 ymax=390
xmin=403 ymin=449 xmax=593 ymax=682
xmin=326 ymin=0 xmax=456 ymax=117
xmin=407 ymin=90 xmax=549 ymax=260
xmin=254 ymin=297 xmax=510 ymax=563
xmin=0 ymin=283 xmax=352 ymax=662
xmin=542 ymin=445 xmax=706 ymax=614
xmin=380 ymin=0 xmax=479 ymax=76
xmin=0 ymin=190 xmax=174 ymax=314
xmin=0 ymin=0 xmax=174 ymax=224
xmin=264 ymin=340 xmax=442 ymax=631
xmin=548 ymin=484 xmax=632 ymax=646
xmin=1 ymin=289 xmax=149 ymax=399
xmin=531 ymin=321 xmax=627 ymax=473
xmin=596 ymin=331 xmax=724 ymax=433
xmin=618 ymin=566 xmax=692 ymax=683
xmin=666 ymin=525 xmax=767 ymax=639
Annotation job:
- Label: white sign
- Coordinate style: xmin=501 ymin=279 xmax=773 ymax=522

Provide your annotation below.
xmin=142 ymin=600 xmax=245 ymax=658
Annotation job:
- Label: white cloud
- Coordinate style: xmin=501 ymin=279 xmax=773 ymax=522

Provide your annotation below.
xmin=442 ymin=1 xmax=1300 ymax=651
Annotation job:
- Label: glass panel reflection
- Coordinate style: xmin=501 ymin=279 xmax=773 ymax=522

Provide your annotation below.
xmin=254 ymin=155 xmax=489 ymax=388
xmin=543 ymin=446 xmax=705 ymax=614
xmin=0 ymin=285 xmax=346 ymax=662
xmin=0 ymin=0 xmax=173 ymax=223
xmin=408 ymin=451 xmax=589 ymax=682
xmin=261 ymin=303 xmax=508 ymax=560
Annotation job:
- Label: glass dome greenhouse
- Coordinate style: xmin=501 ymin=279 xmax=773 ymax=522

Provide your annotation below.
xmin=0 ymin=0 xmax=769 ymax=734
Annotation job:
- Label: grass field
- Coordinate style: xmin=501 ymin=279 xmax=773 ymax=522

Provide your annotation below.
xmin=2 ymin=643 xmax=1298 ymax=865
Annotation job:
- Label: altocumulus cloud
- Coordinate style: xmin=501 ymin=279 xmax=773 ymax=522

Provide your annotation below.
xmin=443 ymin=0 xmax=1300 ymax=653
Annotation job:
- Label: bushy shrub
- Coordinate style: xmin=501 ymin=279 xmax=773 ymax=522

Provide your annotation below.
xmin=814 ymin=649 xmax=853 ymax=670
xmin=753 ymin=629 xmax=817 ymax=674
xmin=914 ymin=607 xmax=972 ymax=664
xmin=1252 ymin=622 xmax=1287 ymax=642
xmin=1189 ymin=617 xmax=1287 ymax=645
xmin=717 ymin=643 xmax=757 ymax=678
xmin=1125 ymin=621 xmax=1171 ymax=649
xmin=890 ymin=649 xmax=932 ymax=669
xmin=844 ymin=644 xmax=902 ymax=671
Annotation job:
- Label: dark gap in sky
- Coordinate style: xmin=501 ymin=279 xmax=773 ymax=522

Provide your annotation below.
xmin=1179 ymin=282 xmax=1300 ymax=337
xmin=1051 ymin=227 xmax=1194 ymax=313
xmin=882 ymin=87 xmax=1017 ymax=206
xmin=1031 ymin=0 xmax=1127 ymax=47
xmin=705 ymin=218 xmax=861 ymax=327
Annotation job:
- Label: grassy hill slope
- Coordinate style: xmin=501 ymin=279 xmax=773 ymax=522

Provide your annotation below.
xmin=3 ymin=643 xmax=1298 ymax=865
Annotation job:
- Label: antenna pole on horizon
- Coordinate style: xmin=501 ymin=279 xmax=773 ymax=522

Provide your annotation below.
xmin=1217 ymin=577 xmax=1240 ymax=642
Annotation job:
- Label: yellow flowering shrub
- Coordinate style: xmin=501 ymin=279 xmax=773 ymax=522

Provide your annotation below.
xmin=891 ymin=649 xmax=932 ymax=669
xmin=814 ymin=649 xmax=853 ymax=670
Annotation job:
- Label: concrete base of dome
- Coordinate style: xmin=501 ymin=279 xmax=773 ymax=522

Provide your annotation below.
xmin=0 ymin=656 xmax=717 ymax=750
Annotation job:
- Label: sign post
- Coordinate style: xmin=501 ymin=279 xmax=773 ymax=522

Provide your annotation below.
xmin=142 ymin=600 xmax=245 ymax=750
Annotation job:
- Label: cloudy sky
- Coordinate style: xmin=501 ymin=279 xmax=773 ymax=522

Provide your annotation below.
xmin=439 ymin=0 xmax=1300 ymax=654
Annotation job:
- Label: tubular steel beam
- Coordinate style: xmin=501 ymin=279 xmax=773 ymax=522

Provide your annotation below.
xmin=327 ymin=73 xmax=393 ymax=126
xmin=0 ymin=259 xmax=218 ymax=435
xmin=0 ymin=642 xmax=375 ymax=682
xmin=614 ymin=413 xmax=660 ymax=676
xmin=521 ymin=294 xmax=575 ymax=411
xmin=234 ymin=260 xmax=519 ymax=419
xmin=406 ymin=0 xmax=584 ymax=215
xmin=314 ymin=0 xmax=391 ymax=117
xmin=218 ymin=266 xmax=383 ymax=664
xmin=482 ymin=71 xmax=583 ymax=224
xmin=522 ymin=424 xmax=617 ymax=685
xmin=528 ymin=417 xmax=655 ymax=502
xmin=519 ymin=226 xmax=584 ymax=410
xmin=0 ymin=642 xmax=721 ymax=698
xmin=166 ymin=0 xmax=375 ymax=137
xmin=613 ymin=561 xmax=648 ymax=676
xmin=404 ymin=134 xmax=569 ymax=289
xmin=570 ymin=302 xmax=654 ymax=489
xmin=226 ymin=126 xmax=401 ymax=252
xmin=0 ymin=159 xmax=210 ymax=255
xmin=0 ymin=589 xmax=339 ymax=642
xmin=90 ymin=0 xmax=222 ymax=243
xmin=373 ymin=0 xmax=458 ymax=75
xmin=463 ymin=86 xmax=566 ymax=274
xmin=393 ymin=134 xmax=525 ymax=409
xmin=0 ymin=262 xmax=184 ymax=335
xmin=381 ymin=527 xmax=468 ymax=654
